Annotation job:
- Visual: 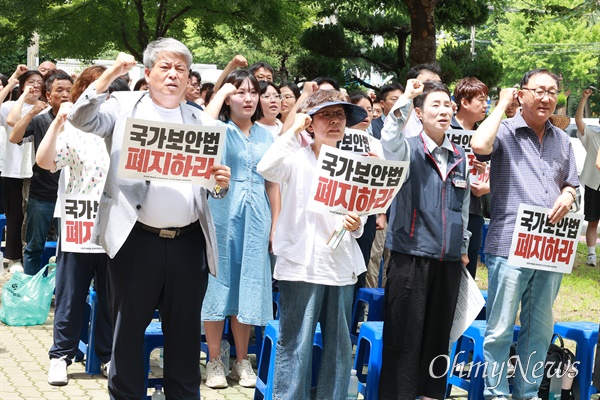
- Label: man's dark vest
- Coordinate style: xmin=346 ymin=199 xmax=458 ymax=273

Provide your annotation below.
xmin=386 ymin=133 xmax=467 ymax=261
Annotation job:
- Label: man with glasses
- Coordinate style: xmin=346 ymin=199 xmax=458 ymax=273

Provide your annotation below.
xmin=249 ymin=62 xmax=274 ymax=82
xmin=185 ymin=70 xmax=203 ymax=109
xmin=471 ymin=69 xmax=579 ymax=400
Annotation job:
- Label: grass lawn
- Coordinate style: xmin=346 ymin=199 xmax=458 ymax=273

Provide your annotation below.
xmin=475 ymin=241 xmax=600 ymax=323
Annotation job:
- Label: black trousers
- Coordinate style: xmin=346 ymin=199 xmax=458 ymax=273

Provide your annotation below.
xmin=3 ymin=177 xmax=24 ymax=260
xmin=107 ymin=223 xmax=208 ymax=400
xmin=355 ymin=214 xmax=377 ymax=296
xmin=379 ymin=251 xmax=462 ymax=400
xmin=49 ymin=249 xmax=112 ymax=364
xmin=466 ymin=214 xmax=485 ymax=278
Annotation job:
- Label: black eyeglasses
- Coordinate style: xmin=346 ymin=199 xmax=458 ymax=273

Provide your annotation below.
xmin=314 ymin=110 xmax=347 ymax=120
xmin=522 ymin=87 xmax=559 ymax=99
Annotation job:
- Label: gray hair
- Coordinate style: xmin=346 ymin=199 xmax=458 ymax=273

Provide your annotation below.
xmin=143 ymin=38 xmax=193 ymax=69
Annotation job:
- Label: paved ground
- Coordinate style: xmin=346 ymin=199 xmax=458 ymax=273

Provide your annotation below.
xmin=0 ymin=261 xmax=597 ymax=400
xmin=0 ymin=264 xmax=261 ymax=400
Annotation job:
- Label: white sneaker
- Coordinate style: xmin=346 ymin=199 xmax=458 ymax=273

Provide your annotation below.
xmin=205 ymin=357 xmax=228 ymax=389
xmin=230 ymin=358 xmax=257 ymax=388
xmin=101 ymin=361 xmax=110 ymax=378
xmin=8 ymin=260 xmax=23 ymax=274
xmin=587 ymin=254 xmax=597 ymax=266
xmin=48 ymin=358 xmax=68 ymax=386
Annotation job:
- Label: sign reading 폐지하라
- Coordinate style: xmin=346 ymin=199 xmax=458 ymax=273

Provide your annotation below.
xmin=307 ymin=145 xmax=408 ymax=216
xmin=508 ymin=204 xmax=583 ymax=274
xmin=117 ymin=117 xmax=225 ymax=189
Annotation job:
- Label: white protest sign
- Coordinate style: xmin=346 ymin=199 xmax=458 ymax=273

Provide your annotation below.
xmin=336 ymin=129 xmax=384 ymax=158
xmin=307 ymin=145 xmax=408 ymax=216
xmin=118 ymin=117 xmax=225 ymax=189
xmin=450 ymin=266 xmax=486 ymax=342
xmin=508 ymin=204 xmax=584 ymax=274
xmin=446 ymin=129 xmax=484 ymax=180
xmin=61 ymin=194 xmax=104 ymax=253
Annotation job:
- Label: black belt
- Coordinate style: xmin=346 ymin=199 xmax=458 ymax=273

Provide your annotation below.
xmin=135 ymin=221 xmax=200 ymax=239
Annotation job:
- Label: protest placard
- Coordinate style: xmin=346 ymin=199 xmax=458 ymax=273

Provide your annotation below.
xmin=117 ymin=117 xmax=225 ymax=188
xmin=61 ymin=194 xmax=103 ymax=253
xmin=450 ymin=265 xmax=486 ymax=342
xmin=307 ymin=145 xmax=408 ymax=216
xmin=508 ymin=204 xmax=584 ymax=273
xmin=446 ymin=129 xmax=481 ymax=178
xmin=336 ymin=128 xmax=384 ymax=157
xmin=337 ymin=129 xmax=371 ymax=154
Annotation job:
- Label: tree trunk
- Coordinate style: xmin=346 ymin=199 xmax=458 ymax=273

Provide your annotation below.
xmin=404 ymin=0 xmax=438 ymax=66
xmin=395 ymin=27 xmax=410 ymax=76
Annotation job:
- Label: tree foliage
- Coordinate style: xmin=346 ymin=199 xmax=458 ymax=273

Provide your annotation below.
xmin=0 ymin=0 xmax=288 ymax=63
xmin=297 ymin=0 xmax=410 ymax=86
xmin=518 ymin=0 xmax=600 ymax=33
xmin=437 ymin=42 xmax=503 ymax=89
xmin=489 ymin=1 xmax=600 ymax=90
xmin=298 ymin=0 xmax=494 ymax=87
xmin=187 ymin=1 xmax=315 ymax=83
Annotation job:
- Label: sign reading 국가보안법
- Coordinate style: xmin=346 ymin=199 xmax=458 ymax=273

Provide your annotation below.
xmin=445 ymin=129 xmax=489 ymax=182
xmin=307 ymin=145 xmax=408 ymax=217
xmin=508 ymin=204 xmax=584 ymax=274
xmin=61 ymin=194 xmax=103 ymax=253
xmin=117 ymin=117 xmax=225 ymax=189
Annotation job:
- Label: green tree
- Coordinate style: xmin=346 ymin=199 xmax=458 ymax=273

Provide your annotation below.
xmin=298 ymin=1 xmax=410 ymax=86
xmin=489 ymin=1 xmax=600 ymax=89
xmin=406 ymin=0 xmax=493 ymax=64
xmin=0 ymin=0 xmax=289 ymax=63
xmin=518 ymin=0 xmax=600 ymax=32
xmin=187 ymin=1 xmax=315 ymax=83
xmin=437 ymin=42 xmax=503 ymax=89
xmin=298 ymin=0 xmax=494 ymax=87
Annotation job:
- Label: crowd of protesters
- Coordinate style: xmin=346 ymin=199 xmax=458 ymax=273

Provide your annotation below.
xmin=0 ymin=37 xmax=598 ymax=400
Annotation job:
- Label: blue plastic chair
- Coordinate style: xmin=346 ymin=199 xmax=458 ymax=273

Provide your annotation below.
xmin=350 ymin=288 xmax=385 ymax=345
xmin=76 ymin=287 xmax=101 ymax=374
xmin=353 ymin=321 xmax=383 ymax=400
xmin=479 ymin=221 xmax=489 ymax=265
xmin=553 ymin=321 xmax=599 ymax=400
xmin=143 ymin=321 xmax=165 ymax=399
xmin=254 ymin=320 xmax=322 ymax=400
xmin=446 ymin=320 xmax=521 ymax=400
xmin=41 ymin=241 xmax=57 ymax=268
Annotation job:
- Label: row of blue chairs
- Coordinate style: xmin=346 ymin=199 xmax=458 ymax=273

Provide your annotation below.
xmin=79 ymin=284 xmax=598 ymax=400
xmin=255 ymin=288 xmax=598 ymax=400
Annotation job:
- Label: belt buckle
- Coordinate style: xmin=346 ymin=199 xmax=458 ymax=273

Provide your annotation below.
xmin=159 ymin=229 xmax=177 ymax=239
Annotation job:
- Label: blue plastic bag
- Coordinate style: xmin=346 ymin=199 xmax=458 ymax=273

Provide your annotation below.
xmin=0 ymin=263 xmax=56 ymax=326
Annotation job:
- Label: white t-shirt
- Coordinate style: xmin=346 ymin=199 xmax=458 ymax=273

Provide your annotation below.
xmin=0 ymin=101 xmax=35 ymax=178
xmin=52 ymin=122 xmax=111 ymax=219
xmin=0 ymin=125 xmax=6 ymax=171
xmin=256 ymin=120 xmax=283 ymax=140
xmin=134 ymin=102 xmax=199 ymax=228
xmin=578 ymin=125 xmax=600 ymax=190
